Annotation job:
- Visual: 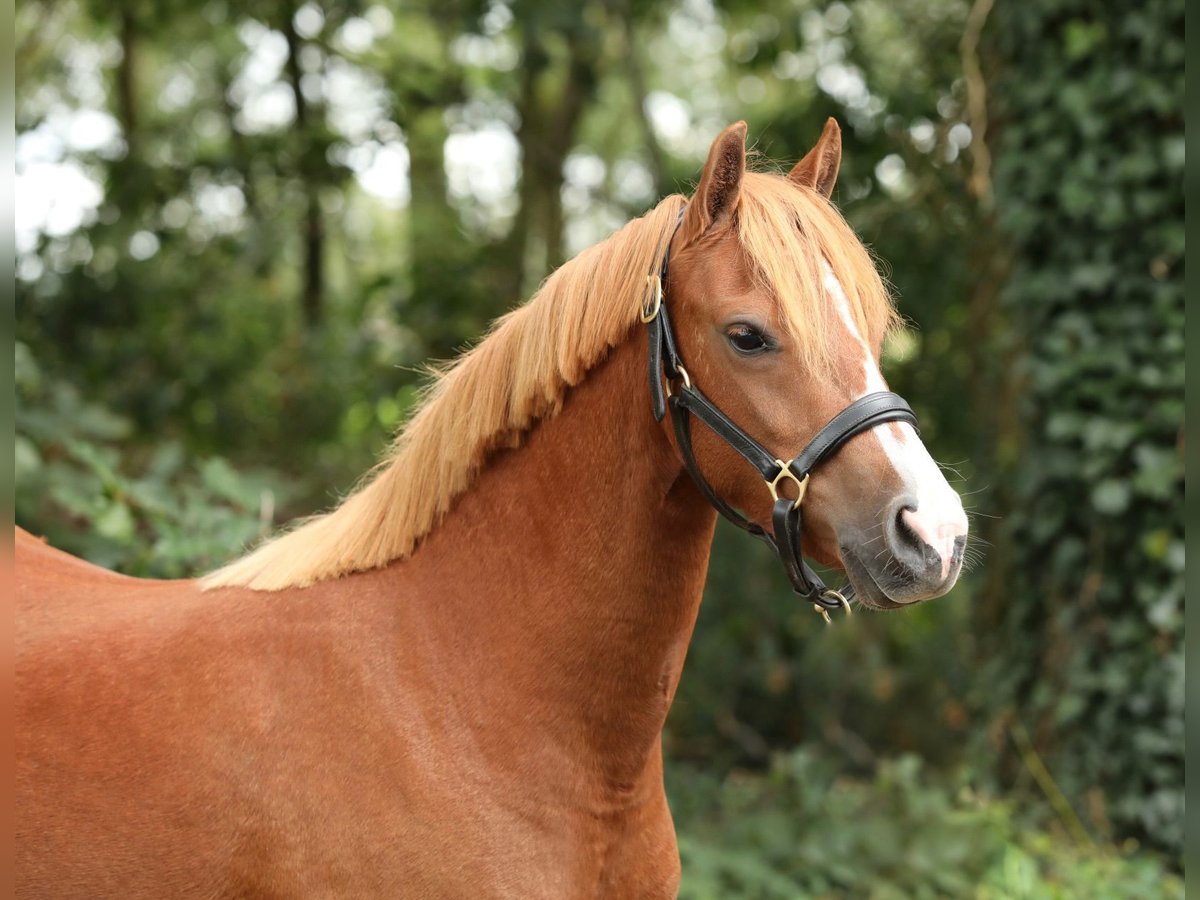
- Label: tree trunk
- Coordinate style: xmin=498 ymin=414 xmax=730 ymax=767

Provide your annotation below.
xmin=619 ymin=3 xmax=672 ymax=199
xmin=406 ymin=106 xmax=472 ymax=354
xmin=116 ymin=8 xmax=138 ymax=160
xmin=281 ymin=6 xmax=324 ymax=327
xmin=504 ymin=23 xmax=601 ymax=298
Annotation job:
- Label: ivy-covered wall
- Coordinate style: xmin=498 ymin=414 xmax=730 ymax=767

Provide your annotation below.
xmin=982 ymin=0 xmax=1184 ymax=855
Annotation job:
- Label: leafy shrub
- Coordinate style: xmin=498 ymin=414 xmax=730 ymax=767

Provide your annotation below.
xmin=16 ymin=341 xmax=286 ymax=578
xmin=978 ymin=0 xmax=1184 ymax=854
xmin=671 ymin=751 xmax=1182 ymax=899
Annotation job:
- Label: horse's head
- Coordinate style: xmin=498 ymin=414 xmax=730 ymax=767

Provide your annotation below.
xmin=663 ymin=121 xmax=967 ymax=609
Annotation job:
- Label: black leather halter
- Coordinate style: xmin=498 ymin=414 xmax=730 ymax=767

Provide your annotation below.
xmin=642 ymin=215 xmax=919 ymax=622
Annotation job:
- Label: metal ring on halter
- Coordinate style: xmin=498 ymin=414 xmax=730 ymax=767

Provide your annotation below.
xmin=812 ymin=588 xmax=852 ymax=623
xmin=640 ymin=275 xmax=662 ymax=323
xmin=665 ymin=364 xmax=692 ymax=398
xmin=823 ymin=588 xmax=852 ymax=616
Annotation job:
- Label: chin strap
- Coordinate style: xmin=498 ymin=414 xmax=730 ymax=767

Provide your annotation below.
xmin=642 ymin=218 xmax=919 ymax=622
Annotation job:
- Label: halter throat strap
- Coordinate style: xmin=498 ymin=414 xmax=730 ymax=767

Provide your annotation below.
xmin=642 ymin=215 xmax=919 ymax=618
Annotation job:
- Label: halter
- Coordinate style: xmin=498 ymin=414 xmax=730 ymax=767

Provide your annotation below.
xmin=642 ymin=214 xmax=919 ymax=623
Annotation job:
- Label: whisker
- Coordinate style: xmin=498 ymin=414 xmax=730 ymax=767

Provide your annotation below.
xmin=964 ymin=509 xmax=1001 ymax=521
xmin=957 ymin=486 xmax=991 ymax=499
xmin=936 ymin=460 xmax=969 ymax=480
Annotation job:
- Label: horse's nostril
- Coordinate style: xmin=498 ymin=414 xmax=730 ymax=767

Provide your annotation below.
xmin=895 ymin=504 xmax=919 ymax=545
xmin=887 ymin=501 xmax=945 ymax=581
xmin=891 ymin=503 xmax=925 ymax=554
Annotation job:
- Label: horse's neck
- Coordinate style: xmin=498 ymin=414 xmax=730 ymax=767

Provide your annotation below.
xmin=394 ymin=330 xmax=716 ymax=783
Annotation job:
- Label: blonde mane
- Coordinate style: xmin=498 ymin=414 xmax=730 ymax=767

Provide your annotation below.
xmin=203 ymin=173 xmax=897 ymax=591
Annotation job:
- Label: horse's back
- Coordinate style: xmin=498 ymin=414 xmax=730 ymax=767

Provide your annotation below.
xmin=14 ymin=529 xmax=439 ymax=896
xmin=17 ymin=527 xmax=163 ymax=635
xmin=16 ymin=530 xmax=331 ymax=895
xmin=17 ymin=525 xmax=138 ymax=588
xmin=15 ymin=525 xmax=213 ymax=667
xmin=17 ymin=524 xmax=134 ymax=576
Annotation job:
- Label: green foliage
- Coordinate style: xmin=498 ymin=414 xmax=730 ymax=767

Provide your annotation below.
xmin=979 ymin=0 xmax=1184 ymax=855
xmin=673 ymin=751 xmax=1182 ymax=899
xmin=16 ymin=342 xmax=286 ymax=577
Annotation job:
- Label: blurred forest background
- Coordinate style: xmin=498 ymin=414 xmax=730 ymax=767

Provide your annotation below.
xmin=15 ymin=0 xmax=1183 ymax=894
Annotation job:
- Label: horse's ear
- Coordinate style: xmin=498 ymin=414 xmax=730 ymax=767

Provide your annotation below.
xmin=681 ymin=121 xmax=747 ymax=241
xmin=789 ymin=117 xmax=842 ymax=197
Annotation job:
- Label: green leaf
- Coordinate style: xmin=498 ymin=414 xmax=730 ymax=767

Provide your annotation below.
xmin=1090 ymin=480 xmax=1131 ymax=514
xmin=94 ymin=502 xmax=135 ymax=541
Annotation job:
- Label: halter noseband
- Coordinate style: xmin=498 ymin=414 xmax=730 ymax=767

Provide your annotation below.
xmin=642 ymin=213 xmax=918 ymax=623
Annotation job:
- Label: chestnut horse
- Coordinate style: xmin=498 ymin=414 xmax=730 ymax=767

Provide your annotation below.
xmin=16 ymin=120 xmax=968 ymax=897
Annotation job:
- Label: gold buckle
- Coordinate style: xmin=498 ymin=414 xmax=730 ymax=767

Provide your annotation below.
xmin=766 ymin=461 xmax=809 ymax=510
xmin=640 ymin=274 xmax=662 ymax=323
xmin=664 ymin=364 xmax=691 ymax=398
xmin=813 ymin=589 xmax=851 ymax=625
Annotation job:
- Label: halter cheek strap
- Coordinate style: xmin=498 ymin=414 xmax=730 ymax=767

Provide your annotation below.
xmin=642 ymin=215 xmax=919 ymax=622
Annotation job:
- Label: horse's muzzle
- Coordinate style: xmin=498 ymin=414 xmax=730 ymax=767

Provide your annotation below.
xmin=839 ymin=498 xmax=968 ymax=608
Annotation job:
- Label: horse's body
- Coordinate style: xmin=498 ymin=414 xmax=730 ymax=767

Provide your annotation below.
xmin=17 ymin=335 xmax=711 ymax=897
xmin=17 ymin=121 xmax=968 ymax=897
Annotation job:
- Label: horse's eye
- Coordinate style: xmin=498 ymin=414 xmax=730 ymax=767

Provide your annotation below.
xmin=727 ymin=324 xmax=769 ymax=354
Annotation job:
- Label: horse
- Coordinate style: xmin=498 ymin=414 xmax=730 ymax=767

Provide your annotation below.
xmin=16 ymin=119 xmax=968 ymax=898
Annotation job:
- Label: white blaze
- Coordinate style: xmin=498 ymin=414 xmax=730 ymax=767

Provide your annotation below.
xmin=823 ymin=264 xmax=968 ymax=579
